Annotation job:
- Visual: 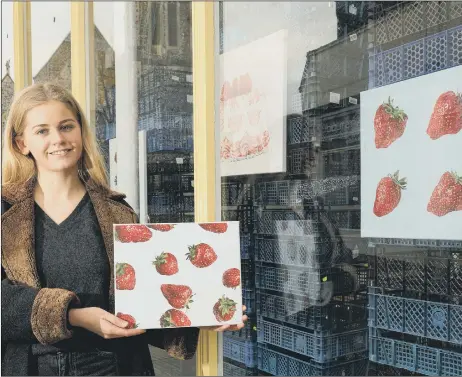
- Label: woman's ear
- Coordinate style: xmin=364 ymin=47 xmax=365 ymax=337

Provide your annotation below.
xmin=15 ymin=135 xmax=30 ymax=156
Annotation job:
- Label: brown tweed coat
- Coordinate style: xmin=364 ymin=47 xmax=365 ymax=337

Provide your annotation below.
xmin=1 ymin=176 xmax=199 ymax=375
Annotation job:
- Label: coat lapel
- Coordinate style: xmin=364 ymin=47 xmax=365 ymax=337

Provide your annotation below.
xmin=1 ymin=179 xmax=41 ymax=288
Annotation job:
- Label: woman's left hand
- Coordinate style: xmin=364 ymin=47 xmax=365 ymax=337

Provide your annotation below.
xmin=199 ymin=305 xmax=248 ymax=332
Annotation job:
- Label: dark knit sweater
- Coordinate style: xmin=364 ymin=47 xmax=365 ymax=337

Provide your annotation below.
xmin=32 ymin=193 xmax=111 ymax=354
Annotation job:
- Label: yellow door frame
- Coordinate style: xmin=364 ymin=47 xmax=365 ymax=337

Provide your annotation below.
xmin=191 ymin=2 xmax=219 ymax=376
xmin=12 ymin=1 xmax=31 ymax=91
xmin=12 ymin=1 xmax=220 ymax=375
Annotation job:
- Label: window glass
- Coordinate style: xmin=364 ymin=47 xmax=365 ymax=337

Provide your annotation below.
xmin=218 ymin=2 xmax=462 ymax=376
xmin=1 ymin=1 xmax=14 ymax=135
xmin=94 ymin=2 xmax=196 ymax=375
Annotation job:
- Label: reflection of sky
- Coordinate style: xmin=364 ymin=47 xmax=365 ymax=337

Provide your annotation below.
xmin=1 ymin=2 xmax=115 ymax=81
xmin=222 ymin=2 xmax=337 ymax=97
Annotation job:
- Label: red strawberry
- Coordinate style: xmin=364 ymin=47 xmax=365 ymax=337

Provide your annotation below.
xmin=427 ymin=171 xmax=462 ymax=216
xmin=427 ymin=91 xmax=462 ymax=140
xmin=186 ymin=243 xmax=217 ymax=268
xmin=199 ymin=223 xmax=228 ymax=233
xmin=213 ymin=296 xmax=237 ymax=322
xmin=374 ymin=97 xmax=408 ymax=148
xmin=373 ymin=171 xmax=407 ymax=217
xmin=115 ymin=225 xmax=152 ymax=243
xmin=116 ymin=313 xmax=138 ymax=329
xmin=153 ymin=252 xmax=179 ymax=276
xmin=161 ymin=284 xmax=194 ymax=309
xmin=160 ymin=309 xmax=191 ymax=328
xmin=239 ymin=73 xmax=252 ymax=95
xmin=148 ymin=224 xmax=175 ymax=232
xmin=222 ymin=268 xmax=241 ymax=288
xmin=116 ymin=263 xmax=136 ymax=290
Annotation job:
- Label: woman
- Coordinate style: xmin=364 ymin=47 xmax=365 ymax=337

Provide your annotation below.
xmin=1 ymin=83 xmax=246 ymax=376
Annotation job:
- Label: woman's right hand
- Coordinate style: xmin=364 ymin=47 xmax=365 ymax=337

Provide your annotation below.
xmin=68 ymin=307 xmax=146 ymax=339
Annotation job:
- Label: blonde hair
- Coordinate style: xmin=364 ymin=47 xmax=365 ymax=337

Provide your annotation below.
xmin=2 ymin=82 xmax=109 ymax=189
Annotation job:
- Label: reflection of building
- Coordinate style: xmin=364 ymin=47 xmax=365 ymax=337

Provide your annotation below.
xmin=1 ymin=60 xmax=14 ymax=135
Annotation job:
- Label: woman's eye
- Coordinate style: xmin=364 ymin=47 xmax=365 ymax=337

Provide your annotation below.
xmin=61 ymin=124 xmax=74 ymax=131
xmin=37 ymin=129 xmax=47 ymax=135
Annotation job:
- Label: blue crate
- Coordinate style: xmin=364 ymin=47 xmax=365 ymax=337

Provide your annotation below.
xmin=369 ymin=335 xmax=462 ymax=376
xmin=226 ymin=317 xmax=257 ymax=342
xmin=240 ymin=234 xmax=253 ymax=260
xmin=257 ymin=291 xmax=367 ymax=333
xmin=257 ymin=318 xmax=368 ymax=363
xmin=258 ymin=345 xmax=369 ymax=376
xmin=223 ymin=360 xmax=256 ymax=376
xmin=223 ymin=337 xmax=257 ymax=368
xmin=369 ymin=25 xmax=462 ymax=89
xmin=242 ymin=288 xmax=255 ymax=315
xmin=369 ymin=290 xmax=462 ymax=344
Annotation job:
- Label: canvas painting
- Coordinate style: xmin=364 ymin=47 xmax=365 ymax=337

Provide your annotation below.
xmin=219 ymin=29 xmax=288 ymax=176
xmin=113 ymin=221 xmax=243 ymax=329
xmin=360 ymin=65 xmax=462 ymax=241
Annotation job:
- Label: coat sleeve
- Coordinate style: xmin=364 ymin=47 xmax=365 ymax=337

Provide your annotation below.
xmin=146 ymin=328 xmax=200 ymax=360
xmin=1 ymin=200 xmax=81 ymax=345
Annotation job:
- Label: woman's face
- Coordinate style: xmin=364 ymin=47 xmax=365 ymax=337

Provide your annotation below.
xmin=16 ymin=100 xmax=83 ymax=175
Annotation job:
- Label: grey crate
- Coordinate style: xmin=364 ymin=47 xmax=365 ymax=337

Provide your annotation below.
xmin=368 ymin=291 xmax=462 ymax=344
xmin=255 ymin=180 xmax=306 ymax=206
xmin=257 ymin=318 xmax=368 ymax=362
xmin=223 ymin=360 xmax=255 ymax=376
xmin=370 ymin=335 xmax=462 ymax=376
xmin=222 ymin=337 xmax=257 ymax=367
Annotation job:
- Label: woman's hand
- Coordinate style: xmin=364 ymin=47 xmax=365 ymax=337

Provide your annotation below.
xmin=68 ymin=307 xmax=146 ymax=339
xmin=199 ymin=305 xmax=248 ymax=332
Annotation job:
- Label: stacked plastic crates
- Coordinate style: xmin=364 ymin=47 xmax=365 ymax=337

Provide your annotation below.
xmin=253 ymin=177 xmax=370 ymax=376
xmin=221 ymin=181 xmax=258 ymax=376
xmin=367 ymin=6 xmax=462 ymax=376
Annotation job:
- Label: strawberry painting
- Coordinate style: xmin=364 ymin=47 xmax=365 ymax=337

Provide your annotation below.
xmin=116 ymin=313 xmax=138 ymax=329
xmin=199 ymin=223 xmax=228 ymax=234
xmin=213 ymin=296 xmax=237 ymax=322
xmin=222 ymin=268 xmax=240 ymax=289
xmin=186 ymin=243 xmax=217 ymax=268
xmin=153 ymin=252 xmax=179 ymax=276
xmin=373 ymin=171 xmax=407 ymax=217
xmin=427 ymin=171 xmax=462 ymax=216
xmin=148 ymin=224 xmax=175 ymax=232
xmin=160 ymin=309 xmax=191 ymax=328
xmin=116 ymin=263 xmax=136 ymax=290
xmin=161 ymin=284 xmax=194 ymax=309
xmin=374 ymin=97 xmax=408 ymax=148
xmin=115 ymin=225 xmax=152 ymax=243
xmin=427 ymin=91 xmax=462 ymax=140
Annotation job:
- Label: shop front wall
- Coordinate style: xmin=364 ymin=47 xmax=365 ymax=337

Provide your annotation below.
xmin=217 ymin=2 xmax=462 ymax=376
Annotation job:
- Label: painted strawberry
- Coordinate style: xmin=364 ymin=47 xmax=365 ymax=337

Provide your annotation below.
xmin=160 ymin=309 xmax=191 ymax=328
xmin=374 ymin=97 xmax=408 ymax=148
xmin=373 ymin=171 xmax=407 ymax=217
xmin=153 ymin=252 xmax=179 ymax=276
xmin=427 ymin=171 xmax=462 ymax=216
xmin=223 ymin=268 xmax=241 ymax=288
xmin=427 ymin=91 xmax=462 ymax=140
xmin=221 ymin=81 xmax=231 ymax=102
xmin=116 ymin=313 xmax=138 ymax=329
xmin=148 ymin=224 xmax=175 ymax=232
xmin=239 ymin=73 xmax=252 ymax=95
xmin=213 ymin=296 xmax=237 ymax=322
xmin=161 ymin=284 xmax=194 ymax=309
xmin=116 ymin=263 xmax=136 ymax=290
xmin=199 ymin=223 xmax=228 ymax=233
xmin=186 ymin=243 xmax=217 ymax=268
xmin=115 ymin=225 xmax=152 ymax=243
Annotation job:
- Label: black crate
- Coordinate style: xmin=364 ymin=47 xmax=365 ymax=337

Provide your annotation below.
xmin=226 ymin=315 xmax=257 ymax=342
xmin=222 ymin=205 xmax=254 ymax=233
xmin=222 ymin=182 xmax=253 ymax=206
xmin=223 ymin=358 xmax=257 ymax=376
xmin=241 ymin=259 xmax=255 ymax=290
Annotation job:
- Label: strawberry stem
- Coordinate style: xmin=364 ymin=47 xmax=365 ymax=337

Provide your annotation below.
xmin=383 ymin=97 xmax=407 ymax=121
xmin=451 ymin=171 xmax=462 ymax=184
xmin=388 ymin=170 xmax=407 ymax=190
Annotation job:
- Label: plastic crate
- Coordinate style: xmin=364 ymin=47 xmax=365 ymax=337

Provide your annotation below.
xmin=287 ymin=116 xmax=310 ymax=145
xmin=368 ymin=362 xmax=425 ymax=376
xmin=226 ymin=317 xmax=257 ymax=342
xmin=257 ymin=318 xmax=368 ymax=362
xmin=240 ymin=259 xmax=255 ymax=290
xmin=222 ymin=182 xmax=252 ymax=206
xmin=150 ymin=194 xmax=178 ymax=215
xmin=321 ymin=107 xmax=360 ymax=141
xmin=258 ymin=346 xmax=369 ymax=376
xmin=257 ymin=291 xmax=367 ymax=333
xmin=242 ymin=288 xmax=256 ymax=315
xmin=287 ymin=148 xmax=310 ymax=175
xmin=369 ymin=335 xmax=462 ymax=376
xmin=255 ymin=181 xmax=305 ymax=207
xmin=223 ymin=359 xmax=256 ymax=376
xmin=255 ymin=263 xmax=368 ymax=301
xmin=368 ymin=290 xmax=462 ymax=344
xmin=223 ymin=337 xmax=257 ymax=367
xmin=222 ymin=205 xmax=254 ymax=233
xmin=369 ymin=25 xmax=462 ymax=89
xmin=240 ymin=234 xmax=253 ymax=260
xmin=372 ymin=252 xmax=462 ymax=299
xmin=322 ymin=148 xmax=360 ymax=177
xmin=254 ymin=210 xmax=327 ymax=236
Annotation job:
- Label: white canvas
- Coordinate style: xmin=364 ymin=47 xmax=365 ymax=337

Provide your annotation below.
xmin=219 ymin=29 xmax=288 ymax=176
xmin=113 ymin=221 xmax=243 ymax=329
xmin=361 ymin=65 xmax=462 ymax=241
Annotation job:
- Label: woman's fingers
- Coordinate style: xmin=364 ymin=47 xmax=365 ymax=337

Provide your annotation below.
xmin=103 ymin=312 xmax=128 ymax=328
xmin=100 ymin=317 xmax=146 ymax=338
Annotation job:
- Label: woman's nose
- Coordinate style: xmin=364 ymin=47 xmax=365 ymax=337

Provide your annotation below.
xmin=50 ymin=129 xmax=66 ymax=144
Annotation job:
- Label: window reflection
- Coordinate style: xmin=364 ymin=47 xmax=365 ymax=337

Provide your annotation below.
xmin=219 ymin=2 xmax=462 ymax=376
